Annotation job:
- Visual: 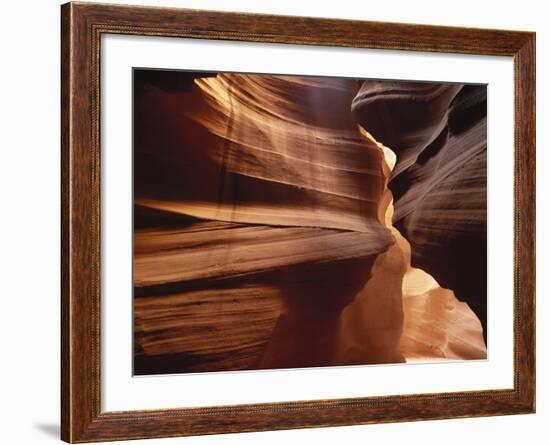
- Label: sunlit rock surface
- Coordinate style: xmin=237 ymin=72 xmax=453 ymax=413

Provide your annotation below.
xmin=352 ymin=81 xmax=488 ymax=340
xmin=397 ymin=217 xmax=486 ymax=361
xmin=133 ymin=71 xmax=487 ymax=374
xmin=134 ymin=72 xmax=396 ymax=373
xmin=334 ymin=136 xmax=486 ymax=365
xmin=135 ymin=73 xmax=389 ymax=233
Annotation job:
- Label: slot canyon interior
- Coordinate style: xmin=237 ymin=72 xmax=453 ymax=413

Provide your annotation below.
xmin=133 ymin=69 xmax=487 ymax=375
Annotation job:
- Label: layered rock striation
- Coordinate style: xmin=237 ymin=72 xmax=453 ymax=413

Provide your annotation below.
xmin=352 ymin=81 xmax=488 ymax=340
xmin=133 ymin=72 xmax=399 ymax=373
xmin=133 ymin=70 xmax=487 ymax=374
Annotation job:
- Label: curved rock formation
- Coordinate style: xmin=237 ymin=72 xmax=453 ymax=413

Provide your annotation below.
xmin=352 ymin=81 xmax=488 ymax=340
xmin=135 ymin=73 xmax=389 ymax=233
xmin=333 ymin=135 xmax=486 ymax=365
xmin=397 ymin=216 xmax=486 ymax=361
xmin=133 ymin=70 xmax=487 ymax=374
xmin=133 ymin=71 xmax=397 ymax=373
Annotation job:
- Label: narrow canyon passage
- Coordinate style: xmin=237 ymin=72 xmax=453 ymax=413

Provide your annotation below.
xmin=352 ymin=81 xmax=489 ymax=342
xmin=333 ymin=131 xmax=486 ymax=365
xmin=133 ymin=71 xmax=487 ymax=374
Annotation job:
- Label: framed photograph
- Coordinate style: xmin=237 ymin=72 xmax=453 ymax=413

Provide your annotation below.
xmin=61 ymin=2 xmax=535 ymax=442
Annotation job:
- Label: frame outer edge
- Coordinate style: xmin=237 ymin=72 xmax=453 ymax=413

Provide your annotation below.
xmin=515 ymin=33 xmax=536 ymax=413
xmin=62 ymin=2 xmax=101 ymax=442
xmin=60 ymin=2 xmax=72 ymax=442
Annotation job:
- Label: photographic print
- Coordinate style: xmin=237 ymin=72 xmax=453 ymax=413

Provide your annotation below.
xmin=133 ymin=69 xmax=487 ymax=375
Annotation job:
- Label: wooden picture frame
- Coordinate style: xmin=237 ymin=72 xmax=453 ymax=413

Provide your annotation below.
xmin=61 ymin=1 xmax=535 ymax=442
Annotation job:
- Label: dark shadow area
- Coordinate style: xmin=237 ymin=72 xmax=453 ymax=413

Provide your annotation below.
xmin=33 ymin=422 xmax=59 ymax=439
